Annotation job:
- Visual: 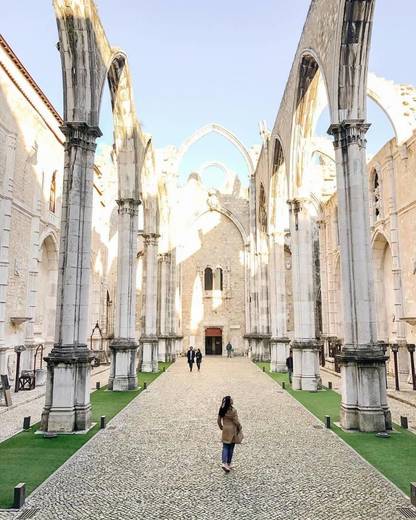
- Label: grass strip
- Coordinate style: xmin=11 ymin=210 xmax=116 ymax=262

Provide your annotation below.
xmin=0 ymin=363 xmax=170 ymax=508
xmin=257 ymin=361 xmax=416 ymax=496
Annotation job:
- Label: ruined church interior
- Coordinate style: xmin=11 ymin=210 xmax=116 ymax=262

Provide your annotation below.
xmin=0 ymin=1 xmax=415 ymax=518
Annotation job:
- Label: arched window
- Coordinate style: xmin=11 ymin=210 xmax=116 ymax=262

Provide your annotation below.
xmin=214 ymin=267 xmax=223 ymax=291
xmin=259 ymin=183 xmax=267 ymax=232
xmin=204 ymin=267 xmax=213 ymax=290
xmin=370 ymin=168 xmax=383 ymax=221
xmin=49 ymin=171 xmax=57 ymax=213
xmin=372 ymin=169 xmax=382 ymax=221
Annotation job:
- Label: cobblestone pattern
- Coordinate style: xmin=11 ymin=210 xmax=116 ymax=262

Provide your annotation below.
xmin=0 ymin=366 xmax=110 ymax=443
xmin=1 ymin=358 xmax=412 ymax=520
xmin=320 ymin=369 xmax=416 ymax=431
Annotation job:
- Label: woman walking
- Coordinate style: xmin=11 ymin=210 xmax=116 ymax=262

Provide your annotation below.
xmin=217 ymin=395 xmax=243 ymax=473
xmin=196 ymin=348 xmax=203 ymax=371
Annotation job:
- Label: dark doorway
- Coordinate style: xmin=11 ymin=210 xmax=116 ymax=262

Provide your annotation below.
xmin=205 ymin=328 xmax=222 ymax=355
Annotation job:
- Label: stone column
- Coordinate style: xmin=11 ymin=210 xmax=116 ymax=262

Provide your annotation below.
xmin=0 ymin=133 xmax=16 ymax=376
xmin=108 ymin=198 xmax=139 ymax=391
xmin=140 ymin=233 xmax=159 ymax=372
xmin=41 ymin=123 xmax=101 ymax=433
xmin=269 ymin=232 xmax=290 ymax=372
xmin=318 ymin=219 xmax=329 ymax=338
xmin=288 ymin=198 xmax=320 ymax=391
xmin=329 ymin=121 xmax=390 ymax=432
xmin=158 ymin=253 xmax=170 ymax=362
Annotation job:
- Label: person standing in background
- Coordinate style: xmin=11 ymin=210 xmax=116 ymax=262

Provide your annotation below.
xmin=187 ymin=346 xmax=196 ymax=372
xmin=195 ymin=348 xmax=203 ymax=371
xmin=286 ymin=349 xmax=293 ymax=384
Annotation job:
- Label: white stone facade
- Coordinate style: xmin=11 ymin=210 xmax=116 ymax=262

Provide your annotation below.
xmin=0 ymin=35 xmax=117 ymax=398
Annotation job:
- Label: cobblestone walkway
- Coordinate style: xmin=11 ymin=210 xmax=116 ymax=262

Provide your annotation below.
xmin=1 ymin=358 xmax=412 ymax=520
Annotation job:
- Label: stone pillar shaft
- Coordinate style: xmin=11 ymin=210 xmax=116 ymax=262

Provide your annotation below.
xmin=269 ymin=232 xmax=289 ymax=372
xmin=41 ymin=123 xmax=101 ymax=433
xmin=329 ymin=120 xmax=390 ymax=432
xmin=141 ymin=233 xmax=159 ymax=372
xmin=288 ymin=198 xmax=320 ymax=391
xmin=109 ymin=198 xmax=139 ymax=391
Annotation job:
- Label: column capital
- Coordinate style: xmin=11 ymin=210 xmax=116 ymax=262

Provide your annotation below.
xmin=287 ymin=197 xmax=311 ymax=212
xmin=116 ymin=198 xmax=140 ymax=216
xmin=142 ymin=233 xmax=160 ymax=246
xmin=160 ymin=252 xmax=171 ymax=262
xmin=327 ymin=120 xmax=371 ymax=150
xmin=60 ymin=122 xmax=102 ymax=151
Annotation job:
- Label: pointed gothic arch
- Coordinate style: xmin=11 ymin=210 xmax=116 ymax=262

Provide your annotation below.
xmin=175 ymin=123 xmax=254 ymax=176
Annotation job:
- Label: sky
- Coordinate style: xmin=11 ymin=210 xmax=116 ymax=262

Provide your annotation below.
xmin=2 ymin=1 xmax=416 ymax=184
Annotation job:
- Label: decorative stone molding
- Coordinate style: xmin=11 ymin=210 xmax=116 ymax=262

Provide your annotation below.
xmin=328 ymin=120 xmax=370 ymax=150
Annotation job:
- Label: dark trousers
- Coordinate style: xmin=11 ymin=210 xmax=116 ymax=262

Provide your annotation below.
xmin=222 ymin=443 xmax=235 ymax=464
xmin=288 ymin=369 xmax=292 ymax=384
xmin=188 ymin=361 xmax=194 ymax=372
xmin=196 ymin=360 xmax=201 ymax=371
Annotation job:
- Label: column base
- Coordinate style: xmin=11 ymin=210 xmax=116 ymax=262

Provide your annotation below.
xmin=140 ymin=337 xmax=159 ymax=373
xmin=158 ymin=337 xmax=167 ymax=362
xmin=339 ymin=347 xmax=391 ymax=432
xmin=291 ymin=340 xmax=320 ymax=391
xmin=108 ymin=339 xmax=138 ymax=391
xmin=40 ymin=345 xmax=93 ymax=433
xmin=270 ymin=337 xmax=290 ymax=372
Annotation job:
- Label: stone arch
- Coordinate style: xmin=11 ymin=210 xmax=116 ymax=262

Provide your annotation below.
xmin=199 ymin=161 xmax=229 ymax=177
xmin=290 ymin=52 xmax=333 ymax=195
xmin=175 ymin=123 xmax=254 ymax=176
xmin=53 ymin=1 xmax=145 ymax=199
xmin=367 ymin=73 xmax=416 ymax=145
xmin=372 ymin=231 xmax=394 ymax=342
xmin=268 ymin=137 xmax=289 ymax=236
xmin=336 ymin=0 xmax=375 ymax=122
xmin=186 ymin=206 xmax=249 ymax=249
xmin=36 ymin=232 xmax=59 ymax=344
xmin=106 ymin=51 xmax=144 ymax=199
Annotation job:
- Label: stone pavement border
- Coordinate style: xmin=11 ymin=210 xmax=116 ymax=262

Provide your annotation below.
xmin=2 ymin=357 xmax=413 ymax=520
xmin=256 ymin=363 xmax=413 ymax=504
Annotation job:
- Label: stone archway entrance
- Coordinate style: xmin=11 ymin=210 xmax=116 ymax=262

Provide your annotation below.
xmin=205 ymin=327 xmax=222 ymax=355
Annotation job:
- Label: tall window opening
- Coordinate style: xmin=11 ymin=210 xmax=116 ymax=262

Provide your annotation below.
xmin=214 ymin=267 xmax=223 ymax=291
xmin=373 ymin=170 xmax=381 ymax=220
xmin=49 ymin=171 xmax=57 ymax=213
xmin=204 ymin=267 xmax=213 ymax=290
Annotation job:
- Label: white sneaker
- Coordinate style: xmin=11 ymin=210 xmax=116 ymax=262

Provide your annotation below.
xmin=221 ymin=463 xmax=230 ymax=473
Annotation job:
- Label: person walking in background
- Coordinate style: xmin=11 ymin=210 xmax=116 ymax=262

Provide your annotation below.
xmin=217 ymin=395 xmax=243 ymax=473
xmin=187 ymin=346 xmax=195 ymax=372
xmin=226 ymin=342 xmax=233 ymax=358
xmin=195 ymin=348 xmax=203 ymax=371
xmin=286 ymin=349 xmax=293 ymax=384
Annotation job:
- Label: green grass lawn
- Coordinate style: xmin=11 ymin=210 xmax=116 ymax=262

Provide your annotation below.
xmin=0 ymin=363 xmax=170 ymax=509
xmin=257 ymin=361 xmax=416 ymax=496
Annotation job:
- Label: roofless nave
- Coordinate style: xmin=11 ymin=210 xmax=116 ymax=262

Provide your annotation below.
xmin=1 ymin=0 xmax=416 ymax=438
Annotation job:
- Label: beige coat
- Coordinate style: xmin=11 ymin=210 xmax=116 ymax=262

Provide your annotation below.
xmin=217 ymin=407 xmax=242 ymax=444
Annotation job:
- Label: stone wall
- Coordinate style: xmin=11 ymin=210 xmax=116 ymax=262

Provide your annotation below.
xmin=0 ymin=36 xmax=116 ymax=382
xmin=175 ymin=174 xmax=249 ymax=355
xmin=320 ymin=130 xmax=416 ymax=377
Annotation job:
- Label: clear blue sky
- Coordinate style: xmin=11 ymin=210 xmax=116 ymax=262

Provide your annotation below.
xmin=2 ymin=1 xmax=416 ymax=182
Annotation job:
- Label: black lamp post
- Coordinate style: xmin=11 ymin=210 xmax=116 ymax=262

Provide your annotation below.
xmin=407 ymin=344 xmax=416 ymax=391
xmin=390 ymin=344 xmax=400 ymax=391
